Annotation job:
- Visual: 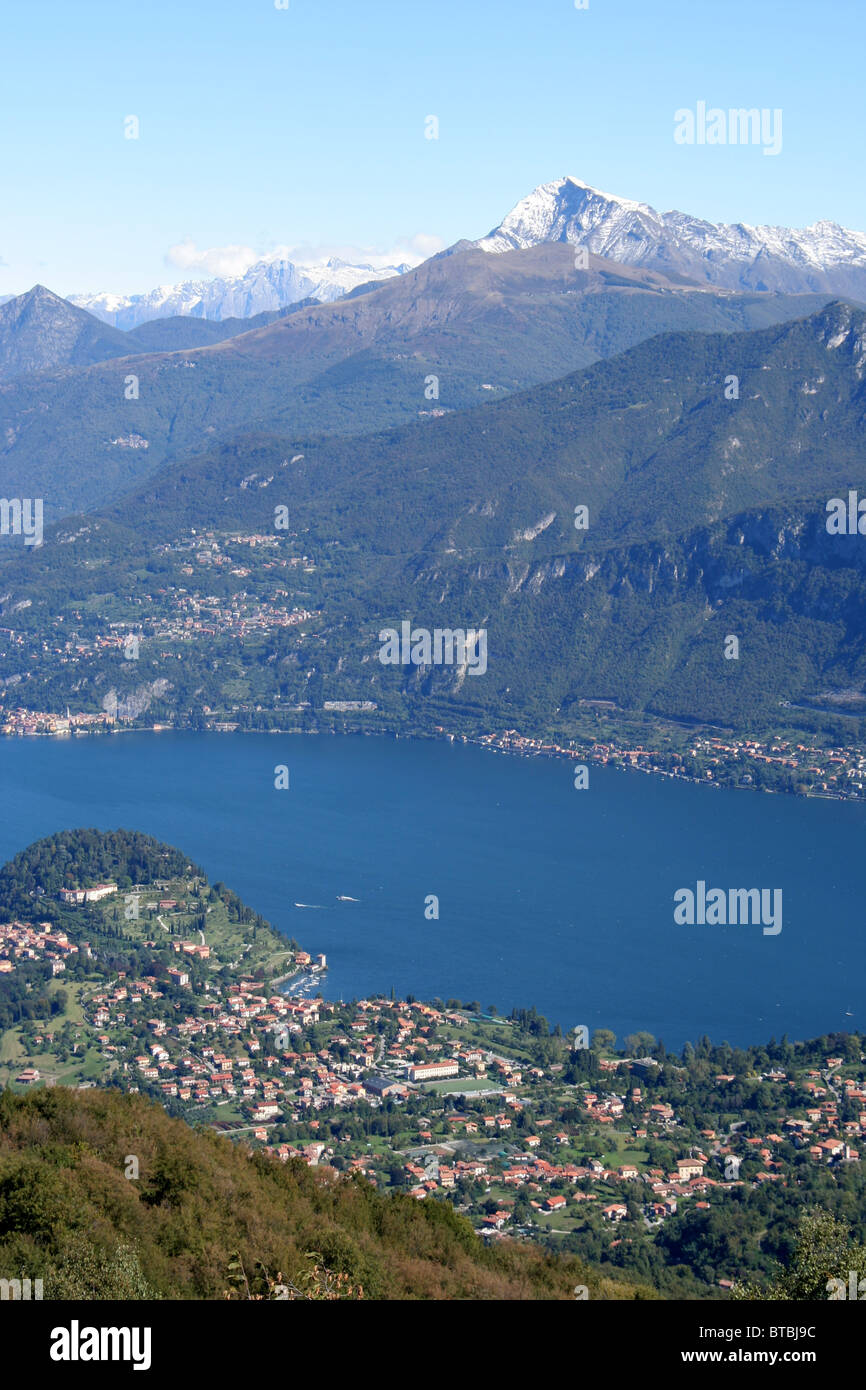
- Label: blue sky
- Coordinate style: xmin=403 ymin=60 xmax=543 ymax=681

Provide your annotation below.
xmin=2 ymin=0 xmax=864 ymax=296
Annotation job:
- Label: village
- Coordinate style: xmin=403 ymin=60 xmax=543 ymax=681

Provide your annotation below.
xmin=0 ymin=514 xmax=863 ymax=806
xmin=2 ymin=875 xmax=864 ymax=1288
xmin=462 ymin=727 xmax=866 ymax=800
xmin=3 ymin=692 xmax=866 ymax=805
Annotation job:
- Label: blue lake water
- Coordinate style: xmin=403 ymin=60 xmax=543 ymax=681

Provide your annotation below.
xmin=0 ymin=731 xmax=862 ymax=1048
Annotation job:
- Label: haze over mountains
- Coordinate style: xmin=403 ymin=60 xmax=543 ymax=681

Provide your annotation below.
xmin=6 ymin=300 xmax=866 ymax=735
xmin=0 ymin=243 xmax=838 ymax=519
xmin=0 ymin=286 xmax=137 ymax=379
xmin=99 ymin=298 xmax=866 ymax=726
xmin=37 ymin=174 xmax=866 ymax=333
xmin=67 ymin=254 xmax=413 ymax=329
xmin=3 ymin=173 xmax=866 ymax=734
xmin=0 ymin=285 xmax=295 ymax=382
xmin=107 ymin=300 xmax=866 ymax=549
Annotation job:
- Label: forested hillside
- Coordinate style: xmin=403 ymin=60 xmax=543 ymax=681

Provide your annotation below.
xmin=2 ymin=302 xmax=865 ymax=742
xmin=0 ymin=1086 xmax=651 ymax=1300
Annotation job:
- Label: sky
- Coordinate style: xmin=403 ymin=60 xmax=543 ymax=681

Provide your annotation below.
xmin=1 ymin=0 xmax=864 ymax=297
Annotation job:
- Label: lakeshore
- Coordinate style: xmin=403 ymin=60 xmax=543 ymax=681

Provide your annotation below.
xmin=2 ymin=701 xmax=864 ymax=803
xmin=1 ymin=825 xmax=863 ymax=1301
xmin=0 ymin=729 xmax=861 ymax=1048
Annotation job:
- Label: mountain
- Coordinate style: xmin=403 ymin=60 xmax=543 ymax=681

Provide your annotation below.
xmin=5 ymin=301 xmax=866 ymax=739
xmin=0 ymin=243 xmax=837 ymax=522
xmin=48 ymin=175 xmax=866 ymax=327
xmin=106 ymin=300 xmax=866 ymax=731
xmin=0 ymin=288 xmax=311 ymax=383
xmin=122 ymin=305 xmax=305 ymax=352
xmin=69 ymin=255 xmax=412 ymax=329
xmin=0 ymin=286 xmax=138 ymax=379
xmin=477 ymin=177 xmax=866 ymax=297
xmin=101 ymin=299 xmax=866 ymax=564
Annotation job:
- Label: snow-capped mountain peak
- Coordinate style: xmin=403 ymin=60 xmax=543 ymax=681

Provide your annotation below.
xmin=69 ymin=254 xmax=413 ymax=330
xmin=64 ymin=177 xmax=866 ymax=328
xmin=476 ymin=176 xmax=866 ymax=297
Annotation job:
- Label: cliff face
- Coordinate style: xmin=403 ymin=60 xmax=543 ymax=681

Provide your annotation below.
xmin=395 ymin=503 xmax=866 ymax=723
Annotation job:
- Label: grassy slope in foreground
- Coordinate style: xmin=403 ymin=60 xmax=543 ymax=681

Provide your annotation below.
xmin=0 ymin=1086 xmax=654 ymax=1300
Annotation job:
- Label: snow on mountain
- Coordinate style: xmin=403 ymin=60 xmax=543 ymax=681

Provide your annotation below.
xmin=476 ymin=177 xmax=866 ymax=296
xmin=69 ymin=255 xmax=412 ymax=329
xmin=61 ymin=177 xmax=866 ymax=329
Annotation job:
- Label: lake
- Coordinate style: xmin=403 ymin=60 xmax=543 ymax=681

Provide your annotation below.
xmin=0 ymin=730 xmax=862 ymax=1048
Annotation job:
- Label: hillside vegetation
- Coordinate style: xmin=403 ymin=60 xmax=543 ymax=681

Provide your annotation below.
xmin=3 ymin=302 xmax=866 ymax=743
xmin=0 ymin=1086 xmax=654 ymax=1300
xmin=0 ymin=244 xmax=834 ymax=521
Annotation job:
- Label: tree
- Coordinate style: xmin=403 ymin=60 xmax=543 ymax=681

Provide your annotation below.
xmin=513 ymin=1190 xmax=533 ymax=1223
xmin=47 ymin=1237 xmax=159 ymax=1300
xmin=733 ymin=1209 xmax=866 ymax=1301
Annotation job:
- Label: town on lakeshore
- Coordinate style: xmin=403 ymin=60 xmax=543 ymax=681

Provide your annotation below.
xmin=2 ymin=838 xmax=863 ymax=1297
xmin=4 ymin=696 xmax=865 ymax=802
xmin=0 ymin=517 xmax=863 ymax=804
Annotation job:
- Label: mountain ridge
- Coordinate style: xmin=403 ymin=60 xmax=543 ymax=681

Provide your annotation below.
xmin=477 ymin=176 xmax=866 ymax=297
xmin=0 ymin=286 xmax=137 ymax=380
xmin=49 ymin=173 xmax=866 ymax=330
xmin=0 ymin=286 xmax=312 ymax=383
xmin=69 ymin=254 xmax=413 ymax=329
xmin=4 ymin=300 xmax=866 ymax=738
xmin=0 ymin=244 xmax=842 ymax=522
